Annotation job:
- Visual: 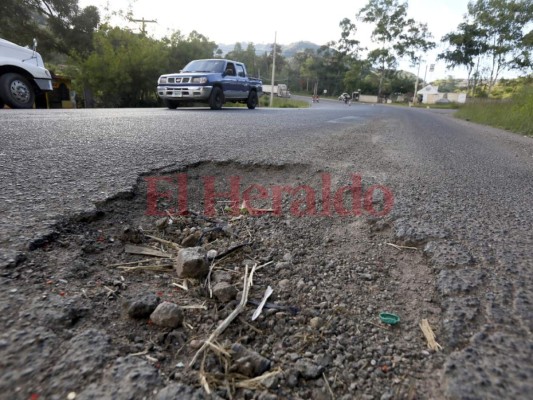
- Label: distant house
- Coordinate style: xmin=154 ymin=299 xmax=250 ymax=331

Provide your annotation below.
xmin=417 ymin=84 xmax=466 ymax=104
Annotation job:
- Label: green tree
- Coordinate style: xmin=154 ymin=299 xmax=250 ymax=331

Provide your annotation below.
xmin=467 ymin=0 xmax=533 ymax=93
xmin=0 ymin=0 xmax=99 ymax=56
xmin=76 ymin=25 xmax=169 ymax=107
xmin=164 ymin=30 xmax=217 ymax=71
xmin=356 ymin=0 xmax=435 ymax=98
xmin=438 ymin=22 xmax=487 ymax=95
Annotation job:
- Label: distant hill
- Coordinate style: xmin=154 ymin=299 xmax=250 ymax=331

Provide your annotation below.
xmin=216 ymin=41 xmax=321 ymax=58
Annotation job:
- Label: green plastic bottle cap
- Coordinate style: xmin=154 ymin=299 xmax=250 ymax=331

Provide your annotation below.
xmin=379 ymin=312 xmax=400 ymax=325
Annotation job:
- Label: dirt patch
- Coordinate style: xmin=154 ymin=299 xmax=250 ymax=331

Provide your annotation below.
xmin=1 ymin=161 xmax=446 ymax=400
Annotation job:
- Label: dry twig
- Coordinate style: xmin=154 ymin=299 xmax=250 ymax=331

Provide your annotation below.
xmin=323 ymin=372 xmax=335 ymax=400
xmin=189 ymin=264 xmax=257 ymax=368
xmin=234 ymin=368 xmax=283 ymax=389
xmin=419 ymin=319 xmax=442 ymax=351
xmin=386 ymin=242 xmax=419 ymax=251
xmin=117 ymin=265 xmax=172 ymax=272
xmin=145 ymin=234 xmax=182 ymax=250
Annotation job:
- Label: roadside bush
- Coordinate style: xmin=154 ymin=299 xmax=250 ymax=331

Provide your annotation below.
xmin=456 ymin=85 xmax=533 ymax=136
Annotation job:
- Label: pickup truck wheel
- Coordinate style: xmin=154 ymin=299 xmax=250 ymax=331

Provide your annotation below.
xmin=0 ymin=73 xmax=35 ymax=109
xmin=209 ymin=87 xmax=224 ymax=110
xmin=164 ymin=99 xmax=179 ymax=109
xmin=246 ymin=91 xmax=258 ymax=109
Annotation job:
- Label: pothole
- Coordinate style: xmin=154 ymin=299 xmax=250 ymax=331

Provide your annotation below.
xmin=1 ymin=161 xmax=446 ymax=400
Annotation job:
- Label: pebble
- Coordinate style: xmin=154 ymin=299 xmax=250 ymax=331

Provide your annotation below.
xmin=278 ymin=279 xmax=290 ymax=289
xmin=125 ymin=293 xmax=160 ymax=319
xmin=212 ymin=282 xmax=237 ymax=302
xmin=230 ymin=343 xmax=272 ymax=377
xmin=310 ymin=317 xmax=324 ymax=329
xmin=181 ymin=231 xmax=202 ymax=247
xmin=150 ymin=302 xmax=183 ymax=328
xmin=174 ymin=247 xmax=208 ymax=279
xmin=295 ymin=359 xmax=324 ymax=379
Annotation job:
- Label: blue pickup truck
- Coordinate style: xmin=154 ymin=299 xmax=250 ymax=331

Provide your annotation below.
xmin=157 ymin=59 xmax=262 ymax=110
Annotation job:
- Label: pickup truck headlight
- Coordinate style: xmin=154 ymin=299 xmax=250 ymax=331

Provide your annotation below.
xmin=159 ymin=77 xmax=168 ymax=84
xmin=192 ymin=77 xmax=208 ymax=84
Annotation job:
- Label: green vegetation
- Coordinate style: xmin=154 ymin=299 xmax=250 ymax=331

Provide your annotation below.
xmin=455 ymin=85 xmax=533 ymax=136
xmin=258 ymin=96 xmax=310 ymax=108
xmin=0 ymin=0 xmax=530 ymax=108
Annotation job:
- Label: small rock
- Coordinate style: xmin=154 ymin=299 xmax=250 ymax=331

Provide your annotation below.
xmin=120 ymin=226 xmax=143 ymax=244
xmin=206 ymin=249 xmax=218 ymax=259
xmin=359 ymin=273 xmax=374 ymax=281
xmin=155 ymin=217 xmax=169 ymax=230
xmin=230 ymin=343 xmax=272 ymax=377
xmin=285 ymin=369 xmax=300 ymax=387
xmin=295 ymin=360 xmax=324 ymax=380
xmin=309 ymin=317 xmax=324 ymax=329
xmin=212 ymin=270 xmax=232 ymax=284
xmin=174 ymin=247 xmax=207 ymax=279
xmin=316 ymin=354 xmax=333 ymax=367
xmin=213 ymin=282 xmax=237 ymax=303
xmin=150 ymin=302 xmax=183 ymax=328
xmin=278 ymin=279 xmax=290 ymax=289
xmin=124 ymin=293 xmax=160 ymax=319
xmin=181 ymin=231 xmax=202 ymax=247
xmin=380 ymin=392 xmax=394 ymax=400
xmin=282 ymin=253 xmax=293 ymax=262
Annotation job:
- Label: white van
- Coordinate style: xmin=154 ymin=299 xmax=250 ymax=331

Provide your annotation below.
xmin=0 ymin=38 xmax=53 ymax=108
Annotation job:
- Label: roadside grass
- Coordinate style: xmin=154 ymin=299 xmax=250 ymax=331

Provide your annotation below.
xmin=455 ymin=85 xmax=533 ymax=136
xmin=258 ymin=95 xmax=309 ymax=108
xmin=391 ymin=102 xmax=460 ymax=109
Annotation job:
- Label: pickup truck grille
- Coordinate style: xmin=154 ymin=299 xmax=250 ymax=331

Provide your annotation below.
xmin=167 ymin=77 xmax=190 ymax=84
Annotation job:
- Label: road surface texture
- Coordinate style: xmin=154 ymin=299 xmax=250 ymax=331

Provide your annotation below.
xmin=0 ymin=100 xmax=532 ymax=400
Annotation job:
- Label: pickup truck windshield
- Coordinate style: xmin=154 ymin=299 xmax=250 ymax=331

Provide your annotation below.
xmin=182 ymin=60 xmax=225 ymax=73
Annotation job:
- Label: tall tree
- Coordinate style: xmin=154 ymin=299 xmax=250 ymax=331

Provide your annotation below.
xmin=0 ymin=0 xmax=100 ymax=56
xmin=356 ymin=0 xmax=435 ymax=98
xmin=164 ymin=30 xmax=217 ymax=71
xmin=438 ymin=22 xmax=488 ymax=95
xmin=466 ymin=0 xmax=533 ymax=93
xmin=77 ymin=25 xmax=169 ymax=107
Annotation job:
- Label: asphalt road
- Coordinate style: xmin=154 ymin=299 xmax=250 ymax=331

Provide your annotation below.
xmin=1 ymin=101 xmax=532 ymax=398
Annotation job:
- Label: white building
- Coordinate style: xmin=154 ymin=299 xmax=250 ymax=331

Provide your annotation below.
xmin=417 ymin=84 xmax=466 ymax=104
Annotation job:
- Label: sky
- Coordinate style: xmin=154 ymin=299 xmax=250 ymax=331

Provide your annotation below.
xmin=78 ymin=0 xmax=477 ymax=80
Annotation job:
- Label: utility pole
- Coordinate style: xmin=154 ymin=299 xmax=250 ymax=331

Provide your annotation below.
xmin=129 ymin=17 xmax=157 ymax=35
xmin=269 ymin=31 xmax=277 ymax=108
xmin=412 ymin=59 xmax=422 ymax=105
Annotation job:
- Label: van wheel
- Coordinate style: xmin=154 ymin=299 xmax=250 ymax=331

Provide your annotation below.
xmin=0 ymin=73 xmax=35 ymax=109
xmin=209 ymin=87 xmax=224 ymax=110
xmin=247 ymin=91 xmax=258 ymax=109
xmin=164 ymin=99 xmax=179 ymax=109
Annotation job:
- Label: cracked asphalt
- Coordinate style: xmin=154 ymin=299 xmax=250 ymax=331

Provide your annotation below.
xmin=1 ymin=101 xmax=532 ymax=399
